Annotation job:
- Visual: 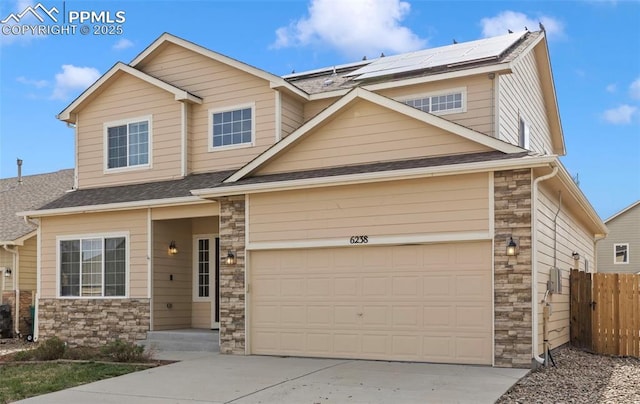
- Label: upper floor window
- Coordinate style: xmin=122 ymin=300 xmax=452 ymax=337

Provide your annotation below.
xmin=105 ymin=116 xmax=151 ymax=171
xmin=402 ymin=88 xmax=465 ymax=115
xmin=209 ymin=104 xmax=255 ymax=151
xmin=614 ymin=243 xmax=629 ymax=264
xmin=59 ymin=234 xmax=127 ymax=298
xmin=519 ymin=117 xmax=531 ymax=149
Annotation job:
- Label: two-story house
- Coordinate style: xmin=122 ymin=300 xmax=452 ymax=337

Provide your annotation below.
xmin=597 ymin=200 xmax=640 ymax=274
xmin=20 ymin=30 xmax=606 ymax=368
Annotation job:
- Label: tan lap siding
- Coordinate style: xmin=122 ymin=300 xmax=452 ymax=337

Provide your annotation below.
xmin=498 ymin=51 xmax=553 ymax=154
xmin=137 ymin=43 xmax=277 ymax=173
xmin=18 ymin=236 xmax=37 ymax=291
xmin=77 ymin=73 xmax=182 ymax=188
xmin=281 ymin=92 xmax=304 ymax=138
xmin=536 ymin=184 xmax=595 ymax=352
xmin=597 ymin=206 xmax=640 ymax=274
xmin=249 ymin=173 xmax=489 ymax=243
xmin=378 ymin=75 xmax=495 ymax=135
xmin=258 ymin=100 xmax=491 ymax=175
xmin=40 ymin=210 xmax=148 ymax=299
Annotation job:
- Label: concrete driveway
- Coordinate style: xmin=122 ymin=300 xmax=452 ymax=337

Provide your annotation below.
xmin=17 ymin=352 xmax=528 ymax=403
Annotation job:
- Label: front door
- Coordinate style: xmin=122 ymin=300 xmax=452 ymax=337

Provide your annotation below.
xmin=193 ymin=235 xmax=220 ymax=329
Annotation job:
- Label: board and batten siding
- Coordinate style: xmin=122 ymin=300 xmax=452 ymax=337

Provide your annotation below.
xmin=257 ymin=100 xmax=491 ymax=176
xmin=18 ymin=236 xmax=37 ymax=292
xmin=249 ymin=173 xmax=490 ymax=244
xmin=535 ymin=184 xmax=596 ymax=352
xmin=497 ymin=51 xmax=553 ymax=155
xmin=136 ymin=43 xmax=277 ymax=173
xmin=77 ymin=73 xmax=182 ymax=189
xmin=597 ymin=204 xmax=640 ymax=274
xmin=39 ymin=210 xmax=148 ymax=299
xmin=379 ymin=75 xmax=495 ymax=136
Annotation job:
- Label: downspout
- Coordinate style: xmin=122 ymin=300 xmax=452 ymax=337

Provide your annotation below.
xmin=24 ymin=216 xmax=40 ymax=341
xmin=531 ymin=165 xmax=558 ymax=364
xmin=2 ymin=244 xmax=19 ymax=336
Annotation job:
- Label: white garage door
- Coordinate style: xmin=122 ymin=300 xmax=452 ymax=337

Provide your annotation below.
xmin=249 ymin=242 xmax=492 ymax=364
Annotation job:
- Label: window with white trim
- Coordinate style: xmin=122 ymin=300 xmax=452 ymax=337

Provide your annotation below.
xmin=196 ymin=238 xmax=210 ymax=298
xmin=105 ymin=116 xmax=151 ymax=170
xmin=59 ymin=236 xmax=126 ymax=297
xmin=209 ymin=104 xmax=254 ymax=150
xmin=403 ymin=89 xmax=464 ymax=115
xmin=614 ymin=243 xmax=629 ymax=264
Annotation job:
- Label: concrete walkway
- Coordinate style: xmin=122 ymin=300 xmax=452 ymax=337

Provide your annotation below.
xmin=17 ymin=352 xmax=528 ymax=403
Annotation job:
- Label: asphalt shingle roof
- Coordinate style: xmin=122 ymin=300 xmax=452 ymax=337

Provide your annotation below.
xmin=0 ymin=169 xmax=74 ymax=242
xmin=40 ymin=170 xmax=235 ymax=210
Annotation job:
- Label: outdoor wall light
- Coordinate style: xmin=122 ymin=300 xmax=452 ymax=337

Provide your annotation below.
xmin=225 ymin=251 xmax=236 ymax=265
xmin=168 ymin=241 xmax=178 ymax=255
xmin=506 ymin=237 xmax=518 ymax=257
xmin=572 ymin=251 xmax=580 ymax=260
xmin=3 ymin=268 xmax=11 ymax=277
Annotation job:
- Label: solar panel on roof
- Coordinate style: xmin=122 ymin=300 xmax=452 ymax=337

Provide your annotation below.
xmin=345 ymin=31 xmax=527 ymax=80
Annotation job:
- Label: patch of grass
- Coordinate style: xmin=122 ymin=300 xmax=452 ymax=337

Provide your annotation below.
xmin=0 ymin=362 xmax=148 ymax=403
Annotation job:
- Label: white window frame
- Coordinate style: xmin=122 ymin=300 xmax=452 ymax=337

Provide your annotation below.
xmin=614 ymin=243 xmax=629 ymax=264
xmin=519 ymin=116 xmax=531 ymax=150
xmin=399 ymin=87 xmax=467 ymax=116
xmin=192 ymin=234 xmax=216 ymax=302
xmin=56 ymin=232 xmax=130 ymax=299
xmin=208 ymin=103 xmax=256 ymax=152
xmin=103 ymin=115 xmax=153 ymax=173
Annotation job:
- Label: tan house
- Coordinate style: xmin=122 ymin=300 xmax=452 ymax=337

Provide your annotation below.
xmin=20 ymin=30 xmax=606 ymax=368
xmin=0 ymin=166 xmax=74 ymax=337
xmin=597 ymin=200 xmax=640 ymax=274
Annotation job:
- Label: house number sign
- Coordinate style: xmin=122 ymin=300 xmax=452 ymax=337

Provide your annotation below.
xmin=349 ymin=235 xmax=369 ymax=244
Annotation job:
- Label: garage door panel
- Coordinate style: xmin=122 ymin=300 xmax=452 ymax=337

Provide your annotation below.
xmin=250 ymin=242 xmax=492 ymax=364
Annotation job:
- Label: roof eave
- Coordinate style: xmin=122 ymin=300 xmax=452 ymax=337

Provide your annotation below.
xmin=604 ymin=200 xmax=640 ymax=223
xmin=194 ymin=155 xmax=557 ymax=198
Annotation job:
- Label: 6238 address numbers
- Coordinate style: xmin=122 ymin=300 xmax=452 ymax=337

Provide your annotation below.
xmin=349 ymin=235 xmax=369 ymax=244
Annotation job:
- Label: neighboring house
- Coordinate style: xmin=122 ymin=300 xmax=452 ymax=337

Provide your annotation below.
xmin=0 ymin=167 xmax=74 ymax=337
xmin=19 ymin=30 xmax=607 ymax=368
xmin=597 ymin=200 xmax=640 ymax=274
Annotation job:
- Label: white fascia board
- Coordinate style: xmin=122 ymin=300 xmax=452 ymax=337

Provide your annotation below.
xmin=57 ymin=62 xmax=202 ymax=122
xmin=307 ymin=64 xmax=513 ymax=101
xmin=605 ymin=200 xmax=640 ymax=224
xmin=194 ymin=155 xmax=557 ymax=199
xmin=18 ymin=196 xmax=208 ymax=218
xmin=554 ymin=162 xmax=608 ymax=235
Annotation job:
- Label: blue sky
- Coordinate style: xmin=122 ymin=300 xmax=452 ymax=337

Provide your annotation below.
xmin=0 ymin=0 xmax=638 ymax=220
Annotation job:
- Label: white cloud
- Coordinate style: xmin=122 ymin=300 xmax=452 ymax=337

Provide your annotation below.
xmin=480 ymin=11 xmax=564 ymax=40
xmin=16 ymin=76 xmax=48 ymax=88
xmin=51 ymin=65 xmax=100 ymax=100
xmin=271 ymin=0 xmax=426 ymax=58
xmin=602 ymin=104 xmax=637 ymax=125
xmin=630 ymin=78 xmax=640 ymax=100
xmin=113 ymin=38 xmax=134 ymax=51
xmin=605 ymin=83 xmax=617 ymax=93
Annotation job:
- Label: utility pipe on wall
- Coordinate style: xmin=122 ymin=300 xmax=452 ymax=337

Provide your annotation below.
xmin=531 ymin=165 xmax=558 ymax=365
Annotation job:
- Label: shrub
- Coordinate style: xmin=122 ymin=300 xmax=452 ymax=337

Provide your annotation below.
xmin=15 ymin=337 xmax=67 ymax=361
xmin=100 ymin=339 xmax=149 ymax=363
xmin=63 ymin=346 xmax=101 ymax=361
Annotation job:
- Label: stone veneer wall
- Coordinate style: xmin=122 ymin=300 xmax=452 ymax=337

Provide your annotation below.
xmin=38 ymin=298 xmax=150 ymax=347
xmin=494 ymin=169 xmax=533 ymax=368
xmin=219 ymin=196 xmax=246 ymax=354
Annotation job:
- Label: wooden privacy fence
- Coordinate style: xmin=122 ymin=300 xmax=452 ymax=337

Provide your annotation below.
xmin=570 ymin=269 xmax=640 ymax=357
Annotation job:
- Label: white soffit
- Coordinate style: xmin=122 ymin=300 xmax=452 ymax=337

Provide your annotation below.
xmin=346 ymin=31 xmax=527 ymax=80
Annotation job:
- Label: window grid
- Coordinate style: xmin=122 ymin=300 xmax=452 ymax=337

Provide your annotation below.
xmin=212 ymin=107 xmax=252 ymax=148
xmin=198 ymin=239 xmax=210 ymax=298
xmin=60 ymin=236 xmax=126 ymax=297
xmin=405 ymin=92 xmax=463 ymax=114
xmin=107 ymin=120 xmax=149 ymax=169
